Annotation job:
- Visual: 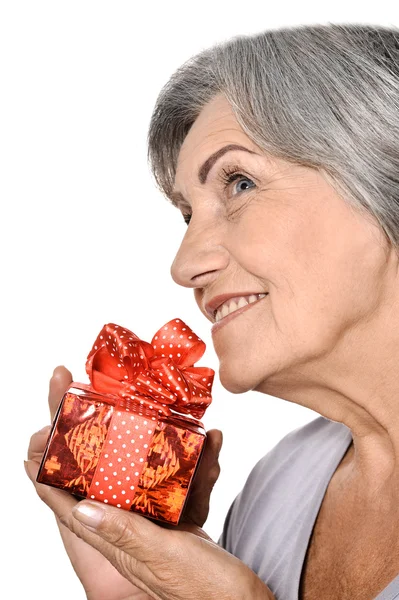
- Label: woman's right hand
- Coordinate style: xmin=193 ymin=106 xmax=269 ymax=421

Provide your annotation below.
xmin=26 ymin=367 xmax=152 ymax=599
xmin=25 ymin=367 xmax=223 ymax=600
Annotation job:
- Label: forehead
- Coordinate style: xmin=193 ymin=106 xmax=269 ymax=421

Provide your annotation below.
xmin=175 ymin=94 xmax=259 ymax=177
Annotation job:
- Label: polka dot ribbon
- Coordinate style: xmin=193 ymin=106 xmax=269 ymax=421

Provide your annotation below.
xmin=85 ymin=319 xmax=215 ymax=420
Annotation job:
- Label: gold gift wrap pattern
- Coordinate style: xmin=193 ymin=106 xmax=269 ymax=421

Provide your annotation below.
xmin=132 ymin=421 xmax=204 ymax=520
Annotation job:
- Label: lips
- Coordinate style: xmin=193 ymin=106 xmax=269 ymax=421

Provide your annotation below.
xmin=210 ymin=293 xmax=268 ymax=334
xmin=205 ymin=292 xmax=268 ymax=321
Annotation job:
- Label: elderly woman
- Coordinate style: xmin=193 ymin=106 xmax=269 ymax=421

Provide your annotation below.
xmin=25 ymin=22 xmax=399 ymax=600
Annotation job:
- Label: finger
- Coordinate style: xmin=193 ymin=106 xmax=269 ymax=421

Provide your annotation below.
xmin=70 ymin=500 xmax=176 ymax=593
xmin=24 ymin=459 xmax=103 ymax=546
xmin=72 ymin=500 xmax=179 ymax=564
xmin=71 ymin=501 xmax=168 ymax=562
xmin=49 ymin=366 xmax=73 ymax=420
xmin=24 ymin=458 xmax=133 ymax=583
xmin=196 ymin=429 xmax=222 ymax=487
xmin=202 ymin=429 xmax=223 ymax=469
xmin=26 ymin=458 xmax=162 ymax=564
xmin=26 ymin=457 xmax=176 ymax=598
xmin=27 ymin=426 xmax=52 ymax=461
xmin=181 ymin=429 xmax=222 ymax=527
xmin=24 ymin=459 xmax=79 ymax=512
xmin=70 ymin=501 xmax=223 ymax=599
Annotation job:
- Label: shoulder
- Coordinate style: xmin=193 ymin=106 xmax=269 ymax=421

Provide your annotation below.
xmin=235 ymin=415 xmax=349 ymax=498
xmin=218 ymin=416 xmax=351 ymax=552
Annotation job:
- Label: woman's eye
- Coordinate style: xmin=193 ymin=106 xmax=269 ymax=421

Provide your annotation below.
xmin=180 ymin=169 xmax=255 ymax=226
xmin=219 ymin=167 xmax=256 ymax=196
xmin=231 ymin=175 xmax=255 ymax=194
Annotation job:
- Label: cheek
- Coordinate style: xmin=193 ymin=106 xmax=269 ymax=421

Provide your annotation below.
xmin=234 ymin=196 xmax=362 ymax=297
xmin=232 ymin=207 xmax=313 ymax=291
xmin=228 ymin=206 xmax=376 ymax=349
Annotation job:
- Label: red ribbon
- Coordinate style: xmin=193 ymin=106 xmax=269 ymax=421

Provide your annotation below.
xmin=84 ymin=319 xmax=214 ymax=420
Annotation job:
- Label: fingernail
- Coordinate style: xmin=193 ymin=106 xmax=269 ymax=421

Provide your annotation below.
xmin=72 ymin=502 xmax=106 ymax=529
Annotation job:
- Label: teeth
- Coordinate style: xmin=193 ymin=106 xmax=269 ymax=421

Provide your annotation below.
xmin=228 ymin=300 xmax=238 ymax=313
xmin=214 ymin=293 xmax=267 ymax=322
xmin=221 ymin=303 xmax=230 ymax=318
xmin=237 ymin=297 xmax=248 ymax=309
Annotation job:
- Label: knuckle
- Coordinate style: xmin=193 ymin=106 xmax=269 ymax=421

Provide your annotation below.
xmin=34 ymin=484 xmax=46 ymax=501
xmin=27 ymin=441 xmax=36 ymax=461
xmin=115 ymin=549 xmax=140 ymax=583
xmin=28 ymin=431 xmax=40 ymax=451
xmin=27 ymin=431 xmax=48 ymax=460
xmin=34 ymin=481 xmax=52 ymax=504
xmin=105 ymin=516 xmax=136 ymax=550
xmin=61 ymin=513 xmax=100 ymax=546
xmin=59 ymin=513 xmax=80 ymax=536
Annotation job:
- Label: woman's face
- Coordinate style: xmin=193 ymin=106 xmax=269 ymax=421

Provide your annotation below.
xmin=170 ymin=94 xmax=391 ymax=396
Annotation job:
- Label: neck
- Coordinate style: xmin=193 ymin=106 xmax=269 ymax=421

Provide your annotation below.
xmin=257 ymin=286 xmax=399 ymax=494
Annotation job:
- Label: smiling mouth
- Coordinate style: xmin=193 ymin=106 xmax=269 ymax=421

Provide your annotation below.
xmin=214 ymin=293 xmax=268 ymax=322
xmin=211 ymin=293 xmax=269 ymax=332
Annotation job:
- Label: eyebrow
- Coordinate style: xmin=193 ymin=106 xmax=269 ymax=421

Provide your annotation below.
xmin=169 ymin=143 xmax=258 ymax=208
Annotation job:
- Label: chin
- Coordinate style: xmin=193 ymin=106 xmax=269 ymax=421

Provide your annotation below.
xmin=218 ymin=361 xmax=259 ymax=395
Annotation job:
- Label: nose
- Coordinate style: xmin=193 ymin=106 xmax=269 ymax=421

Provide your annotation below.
xmin=170 ymin=220 xmax=230 ymax=289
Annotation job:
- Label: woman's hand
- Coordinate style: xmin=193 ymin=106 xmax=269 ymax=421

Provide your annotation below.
xmin=26 ymin=367 xmax=153 ymax=600
xmin=60 ymin=497 xmax=274 ymax=600
xmin=25 ymin=367 xmax=275 ymax=600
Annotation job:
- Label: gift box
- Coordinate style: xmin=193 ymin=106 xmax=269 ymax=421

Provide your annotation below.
xmin=37 ymin=319 xmax=215 ymax=525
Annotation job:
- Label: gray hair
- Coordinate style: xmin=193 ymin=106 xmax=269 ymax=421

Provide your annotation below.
xmin=147 ymin=23 xmax=399 ymax=250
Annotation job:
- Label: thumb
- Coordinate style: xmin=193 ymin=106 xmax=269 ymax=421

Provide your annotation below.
xmin=69 ymin=500 xmax=219 ymax=599
xmin=70 ymin=500 xmax=168 ymax=562
xmin=69 ymin=500 xmax=186 ymax=596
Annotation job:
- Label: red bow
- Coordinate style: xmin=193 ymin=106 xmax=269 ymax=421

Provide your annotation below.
xmin=85 ymin=319 xmax=214 ymax=420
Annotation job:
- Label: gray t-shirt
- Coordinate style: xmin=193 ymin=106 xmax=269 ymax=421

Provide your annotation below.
xmin=218 ymin=415 xmax=399 ymax=600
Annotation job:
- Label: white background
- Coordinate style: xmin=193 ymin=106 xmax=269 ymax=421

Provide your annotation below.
xmin=1 ymin=2 xmax=398 ymax=598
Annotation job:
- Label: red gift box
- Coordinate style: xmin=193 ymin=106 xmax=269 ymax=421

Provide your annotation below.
xmin=37 ymin=319 xmax=215 ymax=525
